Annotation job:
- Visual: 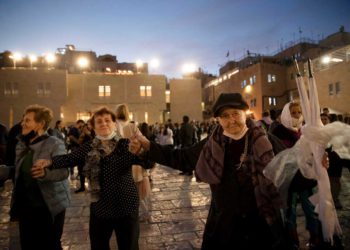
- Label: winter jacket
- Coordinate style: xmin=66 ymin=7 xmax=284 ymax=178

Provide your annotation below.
xmin=11 ymin=134 xmax=70 ymax=219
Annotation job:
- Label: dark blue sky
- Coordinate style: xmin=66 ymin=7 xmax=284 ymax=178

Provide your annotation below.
xmin=1 ymin=0 xmax=349 ymax=77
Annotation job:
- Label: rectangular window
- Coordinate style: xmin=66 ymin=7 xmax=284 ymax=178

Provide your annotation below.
xmin=140 ymin=86 xmax=146 ymax=97
xmin=44 ymin=82 xmax=51 ymax=96
xmin=37 ymin=82 xmax=51 ymax=97
xmin=249 ymin=76 xmax=256 ymax=85
xmin=4 ymin=82 xmax=11 ymax=95
xmin=268 ymin=97 xmax=277 ymax=106
xmin=165 ymin=90 xmax=170 ymax=103
xmin=335 ymin=82 xmax=341 ymax=95
xmin=99 ymin=86 xmax=104 ymax=97
xmin=98 ymin=85 xmax=111 ymax=97
xmin=4 ymin=82 xmax=19 ymax=96
xmin=267 ymin=74 xmax=276 ymax=83
xmin=241 ymin=80 xmax=247 ymax=88
xmin=140 ymin=85 xmax=152 ymax=97
xmin=37 ymin=82 xmax=44 ymax=96
xmin=272 ymin=75 xmax=276 ymax=82
xmin=12 ymin=82 xmax=19 ymax=95
xmin=328 ymin=84 xmax=333 ymax=96
xmin=146 ymin=86 xmax=152 ymax=97
xmin=105 ymin=85 xmax=111 ymax=97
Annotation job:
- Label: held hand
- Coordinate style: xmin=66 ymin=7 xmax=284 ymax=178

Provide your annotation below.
xmin=129 ymin=138 xmax=143 ymax=155
xmin=129 ymin=135 xmax=151 ymax=155
xmin=31 ymin=159 xmax=52 ymax=179
xmin=34 ymin=159 xmax=52 ymax=169
xmin=31 ymin=164 xmax=46 ymax=179
xmin=322 ymin=152 xmax=329 ymax=169
xmin=136 ymin=135 xmax=151 ymax=151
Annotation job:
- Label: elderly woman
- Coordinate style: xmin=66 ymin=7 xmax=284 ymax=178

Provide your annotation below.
xmin=129 ymin=93 xmax=287 ymax=249
xmin=33 ymin=107 xmax=150 ymax=250
xmin=4 ymin=105 xmax=70 ymax=250
xmin=271 ymin=102 xmax=321 ymax=249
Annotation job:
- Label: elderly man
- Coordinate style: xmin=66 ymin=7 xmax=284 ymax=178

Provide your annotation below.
xmin=129 ymin=93 xmax=287 ymax=250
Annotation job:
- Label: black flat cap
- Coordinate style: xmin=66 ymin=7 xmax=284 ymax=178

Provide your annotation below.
xmin=212 ymin=93 xmax=249 ymax=117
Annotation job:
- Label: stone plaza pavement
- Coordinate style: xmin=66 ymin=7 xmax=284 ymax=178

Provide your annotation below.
xmin=0 ymin=165 xmax=349 ymax=250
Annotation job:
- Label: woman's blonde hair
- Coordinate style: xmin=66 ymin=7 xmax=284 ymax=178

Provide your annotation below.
xmin=289 ymin=101 xmax=301 ymax=111
xmin=115 ymin=104 xmax=129 ymax=121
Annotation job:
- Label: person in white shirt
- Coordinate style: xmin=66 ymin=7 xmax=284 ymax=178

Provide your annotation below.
xmin=157 ymin=124 xmax=173 ymax=146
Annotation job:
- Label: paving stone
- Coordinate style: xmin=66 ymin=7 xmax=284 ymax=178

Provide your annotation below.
xmin=1 ymin=165 xmax=349 ymax=249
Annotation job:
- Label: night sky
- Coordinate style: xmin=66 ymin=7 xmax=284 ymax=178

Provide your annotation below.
xmin=1 ymin=0 xmax=349 ymax=77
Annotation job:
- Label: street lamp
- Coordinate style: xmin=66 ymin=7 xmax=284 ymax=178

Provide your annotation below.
xmin=244 ymin=84 xmax=253 ymax=102
xmin=77 ymin=56 xmax=89 ymax=70
xmin=182 ymin=63 xmax=196 ymax=74
xmin=321 ymin=56 xmax=331 ymax=64
xmin=45 ymin=53 xmax=56 ymax=69
xmin=9 ymin=52 xmax=22 ymax=69
xmin=245 ymin=85 xmax=252 ymax=94
xmin=29 ymin=55 xmax=37 ymax=69
xmin=150 ymin=58 xmax=160 ymax=69
xmin=321 ymin=55 xmax=343 ymax=64
xmin=136 ymin=59 xmax=143 ymax=73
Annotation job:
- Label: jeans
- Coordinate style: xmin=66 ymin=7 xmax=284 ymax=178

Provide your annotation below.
xmin=286 ymin=189 xmax=319 ymax=234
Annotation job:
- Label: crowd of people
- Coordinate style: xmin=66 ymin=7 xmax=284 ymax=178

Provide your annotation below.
xmin=0 ymin=95 xmax=349 ymax=250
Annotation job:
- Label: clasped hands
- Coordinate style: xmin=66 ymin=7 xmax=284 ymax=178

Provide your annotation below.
xmin=128 ymin=134 xmax=151 ymax=155
xmin=30 ymin=135 xmax=150 ymax=179
xmin=31 ymin=159 xmax=52 ymax=179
